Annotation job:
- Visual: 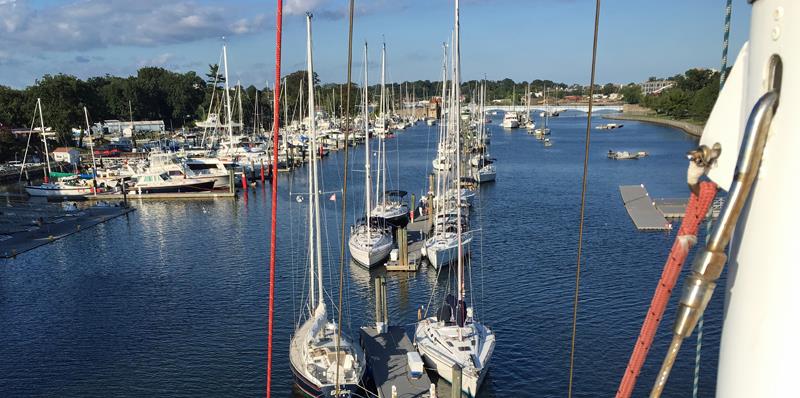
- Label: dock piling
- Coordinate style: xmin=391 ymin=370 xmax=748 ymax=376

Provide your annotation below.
xmin=229 ymin=170 xmax=235 ymax=194
xmin=451 ymin=364 xmax=462 ymax=398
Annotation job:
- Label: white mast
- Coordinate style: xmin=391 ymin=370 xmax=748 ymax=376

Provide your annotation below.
xmin=306 ymin=13 xmax=324 ymax=310
xmin=36 ymin=98 xmax=51 ymax=177
xmin=363 ymin=42 xmax=372 ymax=243
xmin=236 ymin=80 xmax=244 ymax=134
xmin=380 ymin=42 xmax=387 ymax=208
xmin=436 ymin=43 xmax=448 ymax=217
xmin=222 ymin=40 xmax=233 ymax=146
xmin=83 ymin=107 xmax=98 ymax=196
xmin=454 ymin=0 xmax=465 ymax=304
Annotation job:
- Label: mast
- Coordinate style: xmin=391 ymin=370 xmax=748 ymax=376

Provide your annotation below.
xmin=222 ymin=40 xmax=233 ymax=146
xmin=306 ymin=13 xmax=324 ymax=310
xmin=84 ymin=107 xmax=98 ymax=196
xmin=363 ymin=42 xmax=372 ymax=242
xmin=454 ymin=0 xmax=465 ymax=304
xmin=436 ymin=43 xmax=448 ymax=217
xmin=380 ymin=42 xmax=387 ymax=208
xmin=37 ymin=98 xmax=51 ymax=179
xmin=236 ymin=81 xmax=244 ymax=135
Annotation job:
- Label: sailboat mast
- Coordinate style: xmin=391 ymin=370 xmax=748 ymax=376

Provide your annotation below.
xmin=84 ymin=107 xmax=98 ymax=195
xmin=380 ymin=43 xmax=387 ymax=207
xmin=222 ymin=41 xmax=233 ymax=145
xmin=454 ymin=0 xmax=465 ymax=304
xmin=237 ymin=81 xmax=244 ymax=135
xmin=436 ymin=43 xmax=448 ymax=215
xmin=306 ymin=13 xmax=324 ymax=309
xmin=36 ymin=98 xmax=51 ymax=177
xmin=363 ymin=43 xmax=372 ymax=235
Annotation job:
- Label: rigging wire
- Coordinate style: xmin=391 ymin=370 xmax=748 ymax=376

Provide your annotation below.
xmin=693 ymin=4 xmax=733 ymax=396
xmin=265 ymin=0 xmax=282 ymax=396
xmin=568 ymin=1 xmax=601 ymax=397
xmin=334 ymin=0 xmax=356 ymax=394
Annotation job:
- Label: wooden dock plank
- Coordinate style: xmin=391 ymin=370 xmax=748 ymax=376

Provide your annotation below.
xmin=360 ymin=326 xmax=432 ymax=398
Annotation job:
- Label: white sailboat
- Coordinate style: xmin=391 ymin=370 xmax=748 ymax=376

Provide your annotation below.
xmin=417 ymin=3 xmax=495 ymax=395
xmin=348 ymin=42 xmax=393 ymax=269
xmin=24 ymin=98 xmax=94 ymax=197
xmin=371 ymin=43 xmax=410 ymax=227
xmin=289 ymin=14 xmax=366 ymax=397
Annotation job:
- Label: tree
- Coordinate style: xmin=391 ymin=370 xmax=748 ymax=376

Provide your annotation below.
xmin=619 ymin=84 xmax=642 ymax=104
xmin=602 ymin=83 xmax=616 ymax=96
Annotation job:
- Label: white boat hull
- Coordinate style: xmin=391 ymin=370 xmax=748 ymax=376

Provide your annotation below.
xmin=348 ymin=234 xmax=393 ymax=268
xmin=25 ymin=185 xmax=92 ymax=197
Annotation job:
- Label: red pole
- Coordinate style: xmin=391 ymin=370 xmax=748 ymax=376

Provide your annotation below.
xmin=241 ymin=170 xmax=248 ymax=190
xmin=260 ymin=159 xmax=265 ymax=183
xmin=267 ymin=1 xmax=282 ymax=397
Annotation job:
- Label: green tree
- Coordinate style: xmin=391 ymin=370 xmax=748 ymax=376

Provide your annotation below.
xmin=620 ymin=84 xmax=642 ymax=104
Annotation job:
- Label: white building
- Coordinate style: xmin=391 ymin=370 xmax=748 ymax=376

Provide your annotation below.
xmin=640 ymin=80 xmax=675 ymax=95
xmin=52 ymin=147 xmax=81 ymax=164
xmin=104 ymin=120 xmax=165 ymax=137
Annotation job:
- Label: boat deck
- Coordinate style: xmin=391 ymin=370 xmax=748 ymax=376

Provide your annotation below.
xmin=360 ymin=325 xmax=432 ymax=398
xmin=0 ymin=202 xmax=135 ymax=258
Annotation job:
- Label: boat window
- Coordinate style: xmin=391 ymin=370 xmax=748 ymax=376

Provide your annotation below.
xmin=160 ymin=173 xmax=170 ymax=181
xmin=458 ymin=346 xmax=471 ymax=351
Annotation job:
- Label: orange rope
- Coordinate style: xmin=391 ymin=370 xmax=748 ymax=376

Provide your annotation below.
xmin=616 ymin=181 xmax=718 ymax=398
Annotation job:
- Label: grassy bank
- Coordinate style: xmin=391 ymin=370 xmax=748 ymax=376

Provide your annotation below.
xmin=603 ymin=113 xmax=703 ymax=137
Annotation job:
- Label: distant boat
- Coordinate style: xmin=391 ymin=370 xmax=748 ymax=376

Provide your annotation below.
xmin=607 ymin=150 xmax=648 ymax=160
xmin=501 ymin=111 xmax=520 ymax=128
xmin=544 ymin=138 xmax=553 ymax=147
xmin=596 ymin=123 xmax=624 ymax=130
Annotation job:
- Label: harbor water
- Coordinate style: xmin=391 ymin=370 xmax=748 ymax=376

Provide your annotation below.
xmin=0 ymin=113 xmax=723 ymax=397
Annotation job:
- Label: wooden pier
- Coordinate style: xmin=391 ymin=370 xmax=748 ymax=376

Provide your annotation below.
xmin=385 ymin=214 xmax=429 ymax=272
xmin=0 ymin=202 xmax=135 ymax=258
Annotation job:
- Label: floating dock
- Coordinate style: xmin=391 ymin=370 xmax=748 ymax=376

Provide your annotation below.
xmin=84 ymin=190 xmax=236 ymax=201
xmin=360 ymin=326 xmax=433 ymax=398
xmin=0 ymin=202 xmax=135 ymax=258
xmin=619 ymin=185 xmax=672 ymax=231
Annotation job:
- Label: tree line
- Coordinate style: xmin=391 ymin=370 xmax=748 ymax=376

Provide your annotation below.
xmin=617 ymin=68 xmax=721 ymax=122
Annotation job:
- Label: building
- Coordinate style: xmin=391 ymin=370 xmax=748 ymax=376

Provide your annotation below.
xmin=426 ymin=98 xmax=441 ymax=119
xmin=52 ymin=147 xmax=81 ymax=164
xmin=640 ymin=80 xmax=674 ymax=95
xmin=104 ymin=120 xmax=165 ymax=137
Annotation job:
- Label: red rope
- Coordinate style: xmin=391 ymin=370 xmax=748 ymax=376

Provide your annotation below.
xmin=266 ymin=1 xmax=282 ymax=397
xmin=616 ymin=181 xmax=718 ymax=398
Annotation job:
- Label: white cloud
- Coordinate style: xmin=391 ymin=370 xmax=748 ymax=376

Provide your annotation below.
xmin=0 ymin=0 xmax=270 ymax=53
xmin=285 ymin=0 xmax=328 ymax=16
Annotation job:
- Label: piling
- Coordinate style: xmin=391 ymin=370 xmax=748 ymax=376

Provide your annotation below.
xmin=120 ymin=178 xmax=128 ymax=207
xmin=260 ymin=159 xmax=265 ymax=183
xmin=374 ymin=276 xmax=385 ymax=333
xmin=451 ymin=364 xmax=462 ymax=398
xmin=411 ymin=193 xmax=416 ymax=223
xmin=241 ymin=170 xmax=248 ymax=190
xmin=430 ymin=384 xmax=437 ymax=398
xmin=250 ymin=160 xmax=256 ymax=182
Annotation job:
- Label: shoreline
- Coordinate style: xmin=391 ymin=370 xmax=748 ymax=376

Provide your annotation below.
xmin=603 ymin=113 xmax=703 ymax=137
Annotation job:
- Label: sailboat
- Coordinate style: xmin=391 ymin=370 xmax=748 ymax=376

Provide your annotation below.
xmin=473 ymin=81 xmax=497 ymax=183
xmin=416 ymin=2 xmax=495 ymax=396
xmin=523 ymin=83 xmax=536 ymax=131
xmin=24 ymin=98 xmax=93 ymax=197
xmin=348 ymin=42 xmax=394 ymax=269
xmin=534 ymin=85 xmax=551 ymax=137
xmin=371 ymin=43 xmax=410 ymax=227
xmin=289 ymin=14 xmax=366 ymax=397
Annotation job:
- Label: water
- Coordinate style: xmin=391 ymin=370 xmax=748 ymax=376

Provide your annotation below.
xmin=0 ymin=113 xmax=724 ymax=397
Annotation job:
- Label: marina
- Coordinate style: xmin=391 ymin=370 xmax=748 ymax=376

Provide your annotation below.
xmin=0 ymin=1 xmax=793 ymax=398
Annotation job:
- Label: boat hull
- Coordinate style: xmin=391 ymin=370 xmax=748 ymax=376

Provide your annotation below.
xmin=25 ymin=185 xmax=93 ymax=197
xmin=130 ymin=180 xmax=216 ymax=194
xmin=348 ymin=237 xmax=393 ymax=268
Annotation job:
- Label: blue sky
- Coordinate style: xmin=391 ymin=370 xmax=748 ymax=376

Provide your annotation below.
xmin=0 ymin=0 xmax=751 ymax=88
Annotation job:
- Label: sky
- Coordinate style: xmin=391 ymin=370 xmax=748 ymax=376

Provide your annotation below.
xmin=0 ymin=0 xmax=751 ymax=89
